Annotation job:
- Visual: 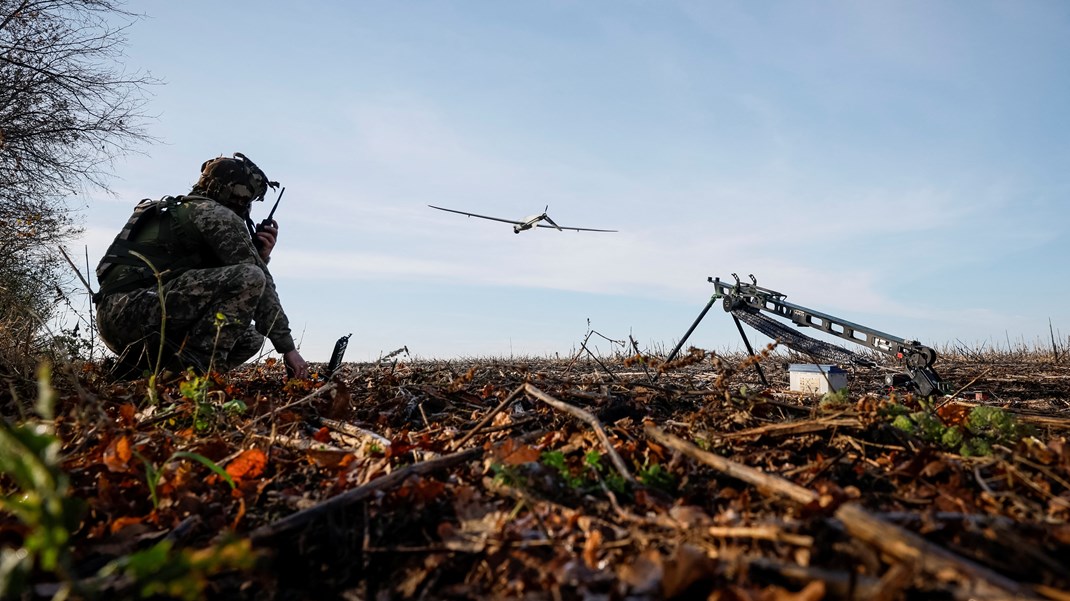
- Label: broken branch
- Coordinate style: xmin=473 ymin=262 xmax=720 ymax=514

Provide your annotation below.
xmin=645 ymin=425 xmax=1039 ymax=601
xmin=523 ymin=383 xmax=635 ymax=485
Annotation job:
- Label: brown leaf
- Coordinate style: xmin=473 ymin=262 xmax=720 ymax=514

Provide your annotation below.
xmin=226 ymin=448 xmax=267 ymax=481
xmin=103 ymin=435 xmax=132 ymax=473
xmin=1049 ymin=522 xmax=1070 ymax=544
xmin=617 ymin=549 xmax=662 ymax=595
xmin=582 ymin=528 xmax=603 ymax=569
xmin=118 ymin=404 xmax=137 ymax=426
xmin=491 ymin=438 xmax=541 ymax=465
xmin=396 ymin=477 xmax=447 ymax=504
xmin=920 ymin=459 xmax=947 ymax=478
xmin=758 ymin=581 xmax=826 ymax=601
xmin=669 ymin=505 xmax=711 ymax=528
xmin=386 ymin=438 xmax=416 ymax=458
xmin=661 ymin=544 xmax=718 ymax=598
xmin=307 ymin=449 xmax=353 ymax=469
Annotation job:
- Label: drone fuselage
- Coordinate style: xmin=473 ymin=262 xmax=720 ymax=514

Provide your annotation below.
xmin=513 ymin=214 xmax=545 ymax=233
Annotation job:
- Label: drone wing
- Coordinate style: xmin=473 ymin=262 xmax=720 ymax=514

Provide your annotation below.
xmin=428 ymin=205 xmax=525 ymax=226
xmin=534 ymin=223 xmax=618 ymax=233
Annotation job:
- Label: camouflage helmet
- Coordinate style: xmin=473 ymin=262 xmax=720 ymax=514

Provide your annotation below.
xmin=193 ymin=152 xmax=278 ymax=206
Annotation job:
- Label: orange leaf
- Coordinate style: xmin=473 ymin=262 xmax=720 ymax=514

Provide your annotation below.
xmin=313 ymin=426 xmax=332 ymax=443
xmin=103 ymin=435 xmax=133 ymax=473
xmin=226 ymin=448 xmax=268 ymax=481
xmin=109 ymin=515 xmax=143 ymax=534
xmin=937 ymin=402 xmax=971 ymax=426
xmin=583 ymin=528 xmax=603 ymax=568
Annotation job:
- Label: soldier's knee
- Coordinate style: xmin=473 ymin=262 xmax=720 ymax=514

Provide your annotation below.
xmin=226 ymin=264 xmax=266 ymax=295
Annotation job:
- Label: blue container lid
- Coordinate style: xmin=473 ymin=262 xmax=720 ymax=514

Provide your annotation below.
xmin=789 ymin=364 xmax=846 ymax=374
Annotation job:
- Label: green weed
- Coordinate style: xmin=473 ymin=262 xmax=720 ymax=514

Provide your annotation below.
xmin=98 ymin=537 xmax=257 ymax=601
xmin=490 ymin=463 xmax=521 ymax=487
xmin=637 ymin=461 xmax=675 ymax=492
xmin=819 ymin=388 xmax=850 ymax=408
xmin=890 ymin=403 xmax=1029 ymax=457
xmin=540 ymin=450 xmax=584 ymax=488
xmin=582 ymin=450 xmax=627 ymax=493
xmin=136 ymin=450 xmax=235 ymax=510
xmin=0 ymin=365 xmax=84 ymax=597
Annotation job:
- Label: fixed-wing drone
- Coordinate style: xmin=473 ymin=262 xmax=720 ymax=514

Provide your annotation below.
xmin=428 ymin=205 xmax=617 ymax=234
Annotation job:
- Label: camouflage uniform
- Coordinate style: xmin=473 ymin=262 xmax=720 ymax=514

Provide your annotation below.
xmin=94 ymin=155 xmax=296 ymax=375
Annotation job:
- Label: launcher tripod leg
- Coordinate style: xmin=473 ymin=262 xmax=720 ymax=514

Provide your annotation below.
xmin=656 ymin=295 xmax=717 ymax=381
xmin=732 ymin=314 xmax=769 ymax=387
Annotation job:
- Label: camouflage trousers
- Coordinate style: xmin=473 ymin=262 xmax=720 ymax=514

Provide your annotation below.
xmin=96 ymin=264 xmax=277 ymax=375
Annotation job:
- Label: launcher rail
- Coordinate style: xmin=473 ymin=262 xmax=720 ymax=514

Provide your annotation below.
xmin=665 ymin=274 xmax=949 ymax=397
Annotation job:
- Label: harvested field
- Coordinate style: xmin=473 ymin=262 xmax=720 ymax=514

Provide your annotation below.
xmin=8 ymin=347 xmax=1070 ymax=599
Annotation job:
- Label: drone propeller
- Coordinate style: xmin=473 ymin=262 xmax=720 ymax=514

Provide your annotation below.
xmin=540 ymin=205 xmax=563 ymax=230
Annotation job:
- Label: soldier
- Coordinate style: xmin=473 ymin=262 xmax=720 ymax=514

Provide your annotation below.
xmin=94 ymin=153 xmax=309 ymax=380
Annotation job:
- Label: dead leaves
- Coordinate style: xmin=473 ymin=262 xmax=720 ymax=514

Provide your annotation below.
xmin=103 ymin=435 xmax=133 ymax=473
xmin=43 ymin=354 xmax=1070 ymax=599
xmin=489 ymin=437 xmax=541 ymax=466
xmin=225 ymin=448 xmax=267 ymax=482
xmin=618 ymin=544 xmax=720 ymax=598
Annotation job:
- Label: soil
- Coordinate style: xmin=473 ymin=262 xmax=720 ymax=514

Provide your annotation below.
xmin=11 ymin=348 xmax=1070 ymax=599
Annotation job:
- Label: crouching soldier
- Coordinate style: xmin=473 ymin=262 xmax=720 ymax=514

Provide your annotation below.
xmin=93 ymin=153 xmax=309 ymax=380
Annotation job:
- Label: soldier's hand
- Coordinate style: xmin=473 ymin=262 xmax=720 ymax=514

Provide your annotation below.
xmin=282 ymin=349 xmax=309 ymax=380
xmin=255 ymin=220 xmax=278 ymax=261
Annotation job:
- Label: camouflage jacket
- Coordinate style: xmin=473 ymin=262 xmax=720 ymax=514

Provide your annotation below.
xmin=96 ymin=195 xmax=296 ymax=354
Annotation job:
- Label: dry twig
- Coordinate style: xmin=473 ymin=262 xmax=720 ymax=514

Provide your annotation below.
xmin=523 ymin=383 xmax=635 ymax=485
xmin=646 ymin=425 xmax=1040 ymax=601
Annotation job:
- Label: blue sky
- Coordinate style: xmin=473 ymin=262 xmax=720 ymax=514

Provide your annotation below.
xmin=73 ymin=1 xmax=1070 ymax=362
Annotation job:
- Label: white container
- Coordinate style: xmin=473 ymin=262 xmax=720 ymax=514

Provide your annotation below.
xmin=789 ymin=364 xmax=847 ymax=394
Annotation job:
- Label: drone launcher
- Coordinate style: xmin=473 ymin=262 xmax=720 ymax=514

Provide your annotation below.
xmin=668 ymin=274 xmax=948 ymax=397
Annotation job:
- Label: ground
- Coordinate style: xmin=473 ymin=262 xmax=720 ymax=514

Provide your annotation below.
xmin=3 ymin=346 xmax=1070 ymax=600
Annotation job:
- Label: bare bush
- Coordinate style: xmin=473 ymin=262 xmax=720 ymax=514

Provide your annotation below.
xmin=0 ymin=0 xmax=156 ymax=389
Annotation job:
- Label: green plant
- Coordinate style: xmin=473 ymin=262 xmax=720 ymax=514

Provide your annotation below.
xmin=490 ymin=462 xmax=521 ymax=487
xmin=819 ymin=388 xmax=850 ymax=408
xmin=584 ymin=450 xmax=627 ymax=493
xmin=207 ymin=312 xmax=228 ymax=376
xmin=135 ymin=451 xmax=235 ymax=510
xmin=98 ymin=537 xmax=257 ymax=601
xmin=178 ymin=371 xmax=210 ymax=404
xmin=637 ymin=461 xmax=675 ymax=492
xmin=889 ymin=403 xmax=1028 ymax=457
xmin=129 ymin=250 xmax=167 ymax=404
xmin=0 ymin=365 xmax=248 ymax=598
xmin=178 ymin=366 xmax=243 ymax=433
xmin=0 ymin=364 xmax=85 ymax=598
xmin=966 ymin=406 xmax=1021 ymax=442
xmin=540 ymin=450 xmax=583 ymax=488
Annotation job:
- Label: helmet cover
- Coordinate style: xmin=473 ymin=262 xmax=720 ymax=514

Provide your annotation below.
xmin=194 ymin=152 xmax=278 ymax=206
